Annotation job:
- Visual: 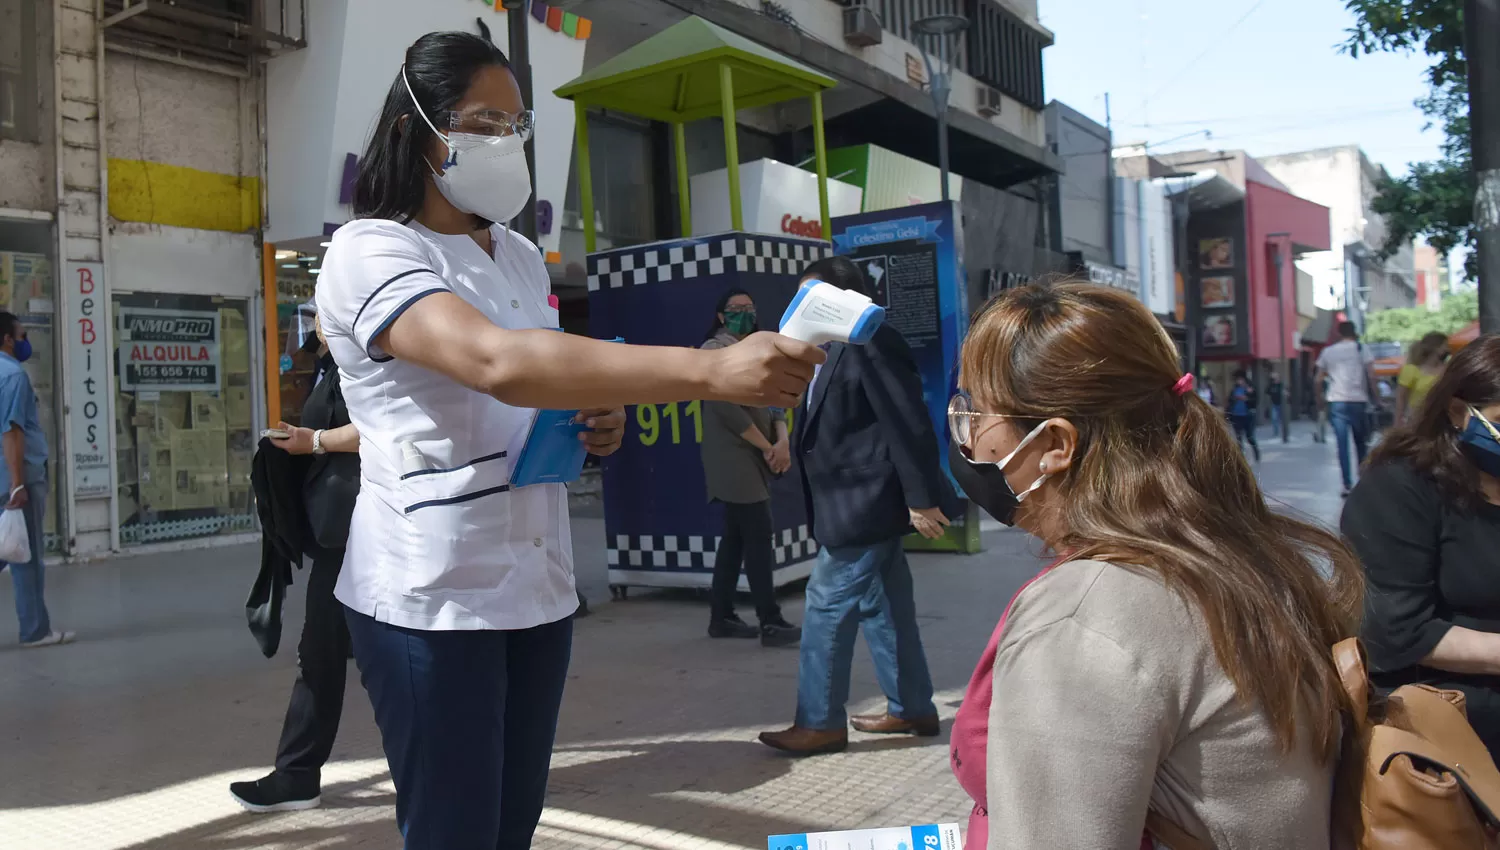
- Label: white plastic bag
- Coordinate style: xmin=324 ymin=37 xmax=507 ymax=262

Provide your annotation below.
xmin=0 ymin=487 xmax=31 ymax=564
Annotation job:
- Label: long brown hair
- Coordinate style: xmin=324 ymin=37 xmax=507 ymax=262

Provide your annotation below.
xmin=1371 ymin=333 xmax=1500 ymax=512
xmin=959 ymin=281 xmax=1363 ymax=759
xmin=1406 ymin=331 xmax=1451 ymax=367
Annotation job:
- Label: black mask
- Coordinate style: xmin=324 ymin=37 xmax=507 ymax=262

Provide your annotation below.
xmin=946 ymin=421 xmax=1051 ymax=527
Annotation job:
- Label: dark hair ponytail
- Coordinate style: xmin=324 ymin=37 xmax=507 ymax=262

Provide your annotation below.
xmin=799 ymin=255 xmax=871 ymax=299
xmin=353 ymin=28 xmax=511 ymax=222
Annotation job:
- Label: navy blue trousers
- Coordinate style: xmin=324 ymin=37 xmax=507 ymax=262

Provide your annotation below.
xmin=344 ymin=607 xmax=573 ymax=850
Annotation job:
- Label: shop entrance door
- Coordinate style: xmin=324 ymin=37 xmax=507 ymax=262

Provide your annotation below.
xmin=112 ymin=292 xmax=258 ymax=545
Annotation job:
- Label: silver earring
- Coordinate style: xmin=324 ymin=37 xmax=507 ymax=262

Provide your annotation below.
xmin=1039 ymin=461 xmax=1048 ymax=473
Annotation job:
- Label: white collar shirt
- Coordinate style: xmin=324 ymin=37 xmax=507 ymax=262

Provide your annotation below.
xmin=316 ymin=219 xmax=576 ymax=631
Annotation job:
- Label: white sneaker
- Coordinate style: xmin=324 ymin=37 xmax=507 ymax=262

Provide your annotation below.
xmin=20 ymin=630 xmax=76 ymax=649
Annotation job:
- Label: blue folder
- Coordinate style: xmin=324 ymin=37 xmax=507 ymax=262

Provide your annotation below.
xmin=508 ymin=335 xmax=624 ymax=488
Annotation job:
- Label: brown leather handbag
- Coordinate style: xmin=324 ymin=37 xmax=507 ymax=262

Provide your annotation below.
xmin=1332 ymin=638 xmax=1500 ymax=849
xmin=1146 ymin=639 xmax=1500 ymax=850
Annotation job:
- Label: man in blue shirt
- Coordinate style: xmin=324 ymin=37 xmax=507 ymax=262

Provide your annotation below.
xmin=0 ymin=312 xmax=71 ymax=647
xmin=1226 ymin=369 xmax=1261 ymax=463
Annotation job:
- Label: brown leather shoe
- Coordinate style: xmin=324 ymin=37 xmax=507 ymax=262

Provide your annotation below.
xmin=850 ymin=712 xmax=941 ymax=737
xmin=758 ymin=725 xmax=849 ymax=756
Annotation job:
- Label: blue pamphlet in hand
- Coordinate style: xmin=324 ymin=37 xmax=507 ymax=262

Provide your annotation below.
xmin=508 ymin=335 xmax=624 ymax=489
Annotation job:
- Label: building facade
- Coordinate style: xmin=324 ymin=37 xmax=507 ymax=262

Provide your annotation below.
xmin=0 ymin=0 xmax=301 ymax=557
xmin=1259 ymin=145 xmax=1417 ymax=329
xmin=2 ymin=0 xmax=1061 ymax=558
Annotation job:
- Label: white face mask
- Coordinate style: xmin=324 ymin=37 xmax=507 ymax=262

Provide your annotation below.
xmin=402 ymin=67 xmax=533 ymax=226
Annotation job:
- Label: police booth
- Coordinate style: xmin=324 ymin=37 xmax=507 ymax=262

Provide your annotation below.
xmin=555 ymin=16 xmax=840 ymax=595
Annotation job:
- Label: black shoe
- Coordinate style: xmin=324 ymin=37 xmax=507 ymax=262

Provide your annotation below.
xmin=229 ymin=771 xmax=321 ymax=813
xmin=760 ymin=617 xmax=802 ymax=648
xmin=708 ymin=614 xmax=759 ymax=639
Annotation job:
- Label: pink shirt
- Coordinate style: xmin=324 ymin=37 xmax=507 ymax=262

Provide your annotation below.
xmin=951 ymin=561 xmax=1154 ymax=850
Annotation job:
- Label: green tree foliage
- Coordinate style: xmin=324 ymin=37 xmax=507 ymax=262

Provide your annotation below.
xmin=1364 ymin=289 xmax=1478 ymax=342
xmin=1343 ymin=0 xmax=1477 ymax=279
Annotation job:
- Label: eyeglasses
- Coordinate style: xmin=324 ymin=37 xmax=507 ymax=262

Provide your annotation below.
xmin=948 ymin=393 xmax=1030 ymax=447
xmin=441 ymin=108 xmax=535 ymax=141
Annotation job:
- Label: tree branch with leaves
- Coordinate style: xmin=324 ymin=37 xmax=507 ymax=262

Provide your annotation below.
xmin=1343 ymin=0 xmax=1476 ymax=279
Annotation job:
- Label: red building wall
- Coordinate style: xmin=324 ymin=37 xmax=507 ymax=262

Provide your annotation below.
xmin=1244 ymin=181 xmax=1331 ymax=361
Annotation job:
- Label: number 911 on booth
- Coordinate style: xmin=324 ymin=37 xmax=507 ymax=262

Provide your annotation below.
xmin=633 ymin=402 xmax=794 ymax=447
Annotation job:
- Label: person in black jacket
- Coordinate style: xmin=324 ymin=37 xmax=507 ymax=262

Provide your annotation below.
xmin=233 ymin=309 xmax=363 ymax=812
xmin=759 ymin=256 xmax=957 ymax=756
xmin=1342 ymin=334 xmax=1500 ymax=753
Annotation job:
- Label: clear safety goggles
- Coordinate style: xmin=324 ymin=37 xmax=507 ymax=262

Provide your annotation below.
xmin=439 ymin=107 xmax=535 ymax=142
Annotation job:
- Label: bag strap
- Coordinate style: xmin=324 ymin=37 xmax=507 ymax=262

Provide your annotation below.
xmin=1332 ymin=638 xmax=1369 ymax=727
xmin=1145 ymin=809 xmax=1211 ymax=850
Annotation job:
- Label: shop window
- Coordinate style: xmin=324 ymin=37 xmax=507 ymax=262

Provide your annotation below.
xmin=0 ymin=242 xmax=63 ymax=552
xmin=114 ymin=293 xmax=257 ymax=546
xmin=0 ymin=0 xmax=40 ymax=143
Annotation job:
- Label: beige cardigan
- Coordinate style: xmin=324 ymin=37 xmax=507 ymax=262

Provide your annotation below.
xmin=987 ymin=559 xmax=1334 ymax=850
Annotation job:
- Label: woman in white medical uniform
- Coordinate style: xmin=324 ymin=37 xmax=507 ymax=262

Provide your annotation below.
xmin=317 ymin=27 xmax=823 ymax=850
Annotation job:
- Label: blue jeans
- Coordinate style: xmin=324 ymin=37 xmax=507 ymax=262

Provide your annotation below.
xmin=795 ymin=538 xmax=936 ymax=730
xmin=345 ymin=608 xmax=573 ymax=850
xmin=1330 ymin=401 xmax=1370 ymax=489
xmin=1270 ymin=403 xmax=1283 ymax=435
xmin=3 ymin=482 xmax=49 ymax=643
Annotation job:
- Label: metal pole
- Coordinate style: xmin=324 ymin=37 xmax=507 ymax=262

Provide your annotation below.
xmin=506 ymin=3 xmax=537 ymax=243
xmin=937 ymin=101 xmax=951 ymax=203
xmin=674 ymin=122 xmax=691 ymax=238
xmin=1272 ymin=236 xmax=1290 ymax=442
xmin=811 ymin=91 xmax=831 ymax=239
xmin=719 ymin=64 xmax=743 ymax=232
xmin=1467 ymin=0 xmax=1500 ymax=332
xmin=575 ymin=100 xmax=596 ymax=254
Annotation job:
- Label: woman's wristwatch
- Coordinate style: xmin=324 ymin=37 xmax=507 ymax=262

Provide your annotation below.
xmin=312 ymin=429 xmax=327 ymax=455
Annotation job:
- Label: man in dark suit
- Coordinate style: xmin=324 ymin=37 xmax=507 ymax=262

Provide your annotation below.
xmin=759 ymin=256 xmax=955 ymax=756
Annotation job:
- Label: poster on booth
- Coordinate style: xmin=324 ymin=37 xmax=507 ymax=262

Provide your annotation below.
xmin=828 ymin=202 xmax=978 ymax=553
xmin=119 ymin=307 xmax=221 ymax=393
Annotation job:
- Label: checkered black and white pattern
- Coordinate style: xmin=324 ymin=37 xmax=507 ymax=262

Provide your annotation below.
xmin=587 ymin=235 xmax=833 ymax=292
xmin=606 ymin=524 xmax=818 ymax=571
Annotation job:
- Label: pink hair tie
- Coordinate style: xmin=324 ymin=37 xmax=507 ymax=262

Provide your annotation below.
xmin=1172 ymin=374 xmax=1195 ymax=396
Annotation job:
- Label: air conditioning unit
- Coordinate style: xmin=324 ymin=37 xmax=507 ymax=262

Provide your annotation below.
xmin=843 ymin=7 xmax=882 ymax=47
xmin=977 ymin=86 xmax=1002 ymax=118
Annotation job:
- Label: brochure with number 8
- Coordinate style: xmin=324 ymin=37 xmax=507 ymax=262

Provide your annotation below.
xmin=768 ymin=823 xmax=962 ymax=850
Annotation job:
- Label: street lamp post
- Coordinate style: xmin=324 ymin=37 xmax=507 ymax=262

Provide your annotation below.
xmin=1269 ymin=232 xmax=1291 ymax=443
xmin=500 ymin=0 xmax=538 ymax=243
xmin=912 ymin=14 xmax=969 ymax=203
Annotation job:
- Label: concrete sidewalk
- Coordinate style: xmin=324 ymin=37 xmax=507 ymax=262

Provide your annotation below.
xmin=0 ymin=419 xmax=1349 ymax=850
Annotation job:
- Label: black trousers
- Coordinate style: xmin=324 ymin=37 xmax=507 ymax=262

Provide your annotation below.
xmin=1230 ymin=413 xmax=1261 ymax=461
xmin=273 ymin=547 xmax=351 ymax=781
xmin=711 ymin=500 xmax=780 ymax=623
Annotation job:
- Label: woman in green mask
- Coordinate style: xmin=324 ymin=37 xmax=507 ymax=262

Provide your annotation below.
xmin=698 ymin=289 xmax=801 ymax=647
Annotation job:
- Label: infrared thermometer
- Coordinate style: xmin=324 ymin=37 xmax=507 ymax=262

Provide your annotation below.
xmin=777 ymin=280 xmax=885 ymax=346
